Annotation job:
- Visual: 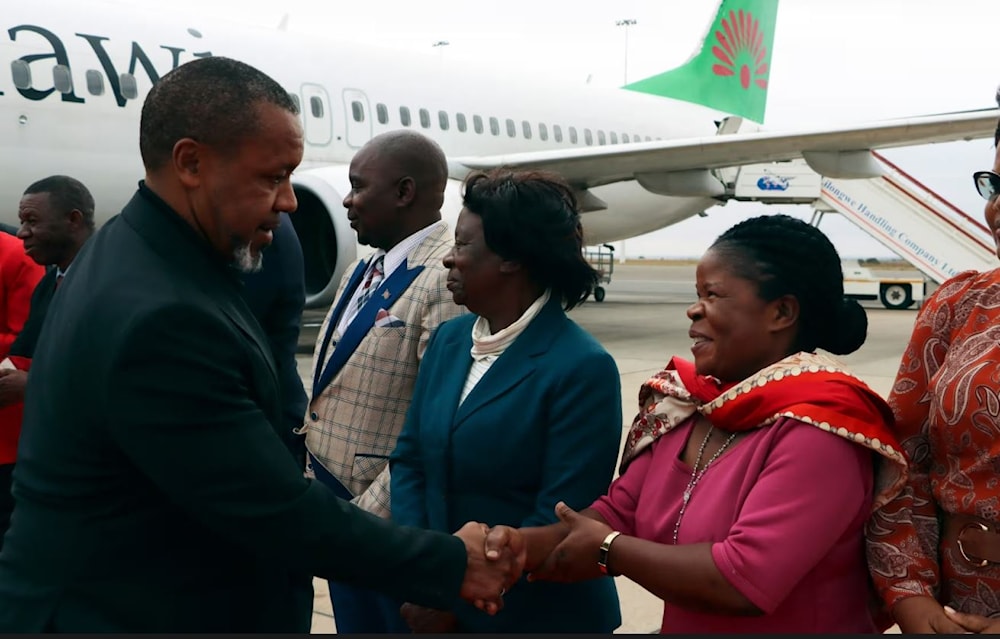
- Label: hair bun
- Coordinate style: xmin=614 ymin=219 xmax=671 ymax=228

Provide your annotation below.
xmin=822 ymin=298 xmax=868 ymax=355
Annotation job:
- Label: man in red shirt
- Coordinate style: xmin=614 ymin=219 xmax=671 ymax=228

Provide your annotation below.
xmin=0 ymin=232 xmax=44 ymax=359
xmin=0 ymin=175 xmax=95 ymax=545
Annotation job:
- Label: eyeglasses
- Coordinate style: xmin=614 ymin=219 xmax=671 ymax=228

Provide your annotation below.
xmin=974 ymin=170 xmax=1000 ymax=201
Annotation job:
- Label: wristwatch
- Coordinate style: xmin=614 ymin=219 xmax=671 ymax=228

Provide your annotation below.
xmin=597 ymin=530 xmax=622 ymax=576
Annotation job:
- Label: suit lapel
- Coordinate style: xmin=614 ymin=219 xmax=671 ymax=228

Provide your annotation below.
xmin=37 ymin=269 xmax=59 ymax=310
xmin=217 ymin=301 xmax=279 ymax=385
xmin=432 ymin=327 xmax=473 ymax=437
xmin=311 ymin=259 xmax=368 ymax=392
xmin=452 ymin=297 xmax=564 ymax=430
xmin=420 ymin=324 xmax=470 ymax=531
xmin=311 ymin=259 xmax=426 ymax=400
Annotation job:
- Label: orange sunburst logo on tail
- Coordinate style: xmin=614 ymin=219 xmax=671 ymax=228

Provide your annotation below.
xmin=711 ymin=9 xmax=769 ymax=90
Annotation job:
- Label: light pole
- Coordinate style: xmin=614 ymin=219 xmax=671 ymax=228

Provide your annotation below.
xmin=615 ymin=19 xmax=637 ymax=85
xmin=431 ymin=40 xmax=449 ymax=62
xmin=615 ymin=19 xmax=636 ymax=263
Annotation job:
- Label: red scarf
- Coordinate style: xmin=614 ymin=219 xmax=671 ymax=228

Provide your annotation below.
xmin=621 ymin=351 xmax=906 ymax=511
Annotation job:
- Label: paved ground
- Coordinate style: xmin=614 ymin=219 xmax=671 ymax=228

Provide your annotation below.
xmin=297 ymin=263 xmax=917 ymax=633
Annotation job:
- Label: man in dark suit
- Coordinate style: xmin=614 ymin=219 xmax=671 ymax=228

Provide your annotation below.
xmin=0 ymin=56 xmax=522 ymax=632
xmin=0 ymin=175 xmax=95 ymax=546
xmin=4 ymin=176 xmax=96 ymax=364
xmin=239 ymin=211 xmax=308 ymax=464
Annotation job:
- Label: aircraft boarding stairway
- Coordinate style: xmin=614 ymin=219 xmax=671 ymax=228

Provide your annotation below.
xmin=728 ymin=151 xmax=997 ymax=284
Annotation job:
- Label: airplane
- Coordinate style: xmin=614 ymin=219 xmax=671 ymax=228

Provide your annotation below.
xmin=1 ymin=0 xmax=996 ymax=308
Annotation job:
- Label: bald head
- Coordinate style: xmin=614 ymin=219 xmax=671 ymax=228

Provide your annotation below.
xmin=362 ymin=130 xmax=448 ymax=210
xmin=344 ymin=130 xmax=452 ymax=250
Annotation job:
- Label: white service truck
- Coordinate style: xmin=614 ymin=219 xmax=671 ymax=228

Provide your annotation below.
xmin=842 ymin=261 xmax=925 ymax=310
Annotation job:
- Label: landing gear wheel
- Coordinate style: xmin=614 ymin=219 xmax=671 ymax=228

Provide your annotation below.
xmin=879 ymin=283 xmax=913 ymax=310
xmin=593 ymin=286 xmax=606 ymax=303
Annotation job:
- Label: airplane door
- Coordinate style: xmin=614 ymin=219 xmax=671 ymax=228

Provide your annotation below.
xmin=300 ymin=83 xmax=333 ymax=146
xmin=342 ymin=89 xmax=372 ymax=149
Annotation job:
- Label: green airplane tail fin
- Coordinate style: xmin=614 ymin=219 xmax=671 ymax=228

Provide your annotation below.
xmin=624 ymin=0 xmax=778 ymax=123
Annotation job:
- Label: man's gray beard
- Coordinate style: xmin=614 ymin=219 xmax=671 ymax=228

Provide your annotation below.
xmin=233 ymin=243 xmax=263 ymax=273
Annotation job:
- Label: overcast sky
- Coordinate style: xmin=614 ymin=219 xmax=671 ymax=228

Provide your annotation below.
xmin=109 ymin=0 xmax=1000 ymax=259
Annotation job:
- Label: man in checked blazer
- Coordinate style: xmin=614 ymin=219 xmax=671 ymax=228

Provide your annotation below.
xmin=303 ymin=130 xmax=467 ymax=633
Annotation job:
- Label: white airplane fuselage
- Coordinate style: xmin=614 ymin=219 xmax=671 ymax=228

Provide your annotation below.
xmin=0 ymin=1 xmax=744 ymax=305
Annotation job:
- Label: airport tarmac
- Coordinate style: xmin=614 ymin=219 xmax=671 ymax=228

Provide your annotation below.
xmin=297 ymin=263 xmax=917 ymax=633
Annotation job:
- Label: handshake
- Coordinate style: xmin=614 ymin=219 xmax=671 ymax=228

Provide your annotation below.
xmin=402 ymin=502 xmax=613 ymax=632
xmin=454 ymin=521 xmax=526 ymax=615
xmin=399 ymin=521 xmax=525 ymax=633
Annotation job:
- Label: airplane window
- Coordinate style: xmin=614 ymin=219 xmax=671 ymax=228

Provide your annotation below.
xmin=538 ymin=123 xmax=548 ymax=141
xmin=597 ymin=130 xmax=606 ymax=145
xmin=645 ymin=136 xmax=652 ymax=141
xmin=119 ymin=73 xmax=138 ymax=100
xmin=505 ymin=119 xmax=515 ymax=138
xmin=400 ymin=106 xmax=411 ymax=126
xmin=473 ymin=115 xmax=484 ymax=134
xmin=489 ymin=117 xmax=500 ymax=136
xmin=351 ymin=101 xmax=365 ymax=123
xmin=11 ymin=60 xmax=31 ymax=90
xmin=610 ymin=131 xmax=618 ymax=144
xmin=438 ymin=110 xmax=449 ymax=130
xmin=52 ymin=65 xmax=74 ymax=94
xmin=522 ymin=120 xmax=532 ymax=140
xmin=419 ymin=108 xmax=430 ymax=129
xmin=622 ymin=133 xmax=630 ymax=143
xmin=456 ymin=113 xmax=467 ymax=132
xmin=85 ymin=69 xmax=105 ymax=96
xmin=569 ymin=127 xmax=578 ymax=144
xmin=553 ymin=125 xmax=563 ymax=143
xmin=288 ymin=92 xmax=300 ymax=112
xmin=310 ymin=96 xmax=324 ymax=118
xmin=376 ymin=103 xmax=388 ymax=124
xmin=584 ymin=129 xmax=593 ymax=146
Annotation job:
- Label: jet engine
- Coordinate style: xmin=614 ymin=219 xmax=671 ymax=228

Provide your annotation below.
xmin=288 ymin=166 xmax=360 ymax=309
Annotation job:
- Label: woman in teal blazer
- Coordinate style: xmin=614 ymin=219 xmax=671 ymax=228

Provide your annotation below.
xmin=390 ymin=169 xmax=623 ymax=633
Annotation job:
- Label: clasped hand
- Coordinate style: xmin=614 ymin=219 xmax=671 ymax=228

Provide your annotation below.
xmin=943 ymin=605 xmax=1000 ymax=634
xmin=403 ymin=522 xmax=525 ymax=631
xmin=454 ymin=521 xmax=526 ymax=615
xmin=894 ymin=595 xmax=1000 ymax=634
xmin=528 ymin=501 xmax=612 ymax=583
xmin=412 ymin=504 xmax=612 ymax=632
xmin=0 ymin=368 xmax=27 ymax=407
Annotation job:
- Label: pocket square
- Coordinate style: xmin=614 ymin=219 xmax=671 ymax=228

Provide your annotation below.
xmin=374 ymin=309 xmax=405 ymax=328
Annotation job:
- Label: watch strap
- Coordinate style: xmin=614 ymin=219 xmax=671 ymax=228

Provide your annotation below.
xmin=597 ymin=530 xmax=622 ymax=576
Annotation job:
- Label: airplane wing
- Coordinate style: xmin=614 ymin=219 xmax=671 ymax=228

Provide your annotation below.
xmin=451 ymin=109 xmax=999 ymax=190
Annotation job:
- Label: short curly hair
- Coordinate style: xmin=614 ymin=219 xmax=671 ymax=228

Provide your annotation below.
xmin=23 ymin=175 xmax=95 ymax=229
xmin=461 ymin=169 xmax=598 ymax=310
xmin=139 ymin=56 xmax=299 ymax=170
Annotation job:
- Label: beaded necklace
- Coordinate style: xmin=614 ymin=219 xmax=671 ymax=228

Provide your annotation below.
xmin=672 ymin=425 xmax=738 ymax=545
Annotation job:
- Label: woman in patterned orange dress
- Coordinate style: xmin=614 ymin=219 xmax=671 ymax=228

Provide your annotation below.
xmin=866 ymin=107 xmax=1000 ymax=633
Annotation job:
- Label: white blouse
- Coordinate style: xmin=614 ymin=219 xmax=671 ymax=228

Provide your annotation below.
xmin=459 ymin=289 xmax=551 ymax=405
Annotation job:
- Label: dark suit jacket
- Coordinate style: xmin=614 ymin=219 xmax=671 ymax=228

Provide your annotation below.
xmin=0 ymin=184 xmax=467 ymax=632
xmin=238 ymin=212 xmax=308 ymax=462
xmin=391 ymin=296 xmax=623 ymax=632
xmin=8 ymin=267 xmax=58 ymax=359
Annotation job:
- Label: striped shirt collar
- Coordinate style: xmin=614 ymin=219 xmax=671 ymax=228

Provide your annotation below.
xmin=373 ymin=219 xmax=446 ymax=279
